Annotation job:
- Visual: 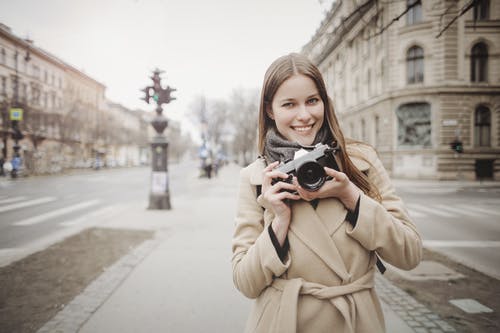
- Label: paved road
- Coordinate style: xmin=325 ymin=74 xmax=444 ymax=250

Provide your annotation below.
xmin=395 ymin=180 xmax=500 ymax=279
xmin=1 ymin=164 xmax=499 ymax=279
xmin=0 ymin=161 xmax=197 ymax=266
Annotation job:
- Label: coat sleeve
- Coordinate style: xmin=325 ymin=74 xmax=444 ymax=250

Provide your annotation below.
xmin=346 ymin=146 xmax=422 ymax=270
xmin=231 ymin=165 xmax=290 ymax=299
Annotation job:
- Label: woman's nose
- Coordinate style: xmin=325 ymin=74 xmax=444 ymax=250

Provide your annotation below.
xmin=296 ymin=104 xmax=311 ymax=121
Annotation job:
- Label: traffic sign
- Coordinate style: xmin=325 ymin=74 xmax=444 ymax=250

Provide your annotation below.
xmin=10 ymin=108 xmax=23 ymax=121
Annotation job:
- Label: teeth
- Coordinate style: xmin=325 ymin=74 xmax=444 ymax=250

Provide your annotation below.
xmin=293 ymin=125 xmax=312 ymax=132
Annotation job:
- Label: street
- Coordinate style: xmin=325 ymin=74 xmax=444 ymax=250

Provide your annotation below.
xmin=395 ymin=180 xmax=500 ymax=280
xmin=1 ymin=165 xmax=499 ymax=279
xmin=0 ymin=162 xmax=195 ymax=267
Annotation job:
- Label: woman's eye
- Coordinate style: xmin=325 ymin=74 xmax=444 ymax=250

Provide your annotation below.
xmin=282 ymin=102 xmax=294 ymax=108
xmin=307 ymin=98 xmax=319 ymax=105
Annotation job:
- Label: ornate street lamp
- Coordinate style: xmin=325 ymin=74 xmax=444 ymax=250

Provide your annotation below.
xmin=141 ymin=68 xmax=176 ymax=210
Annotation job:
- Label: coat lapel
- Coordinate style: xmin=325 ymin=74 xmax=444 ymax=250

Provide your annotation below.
xmin=246 ymin=154 xmax=371 ymax=281
xmin=290 ymin=201 xmax=350 ymax=282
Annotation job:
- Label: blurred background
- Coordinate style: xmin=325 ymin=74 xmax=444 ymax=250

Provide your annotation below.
xmin=0 ymin=1 xmax=499 ymax=332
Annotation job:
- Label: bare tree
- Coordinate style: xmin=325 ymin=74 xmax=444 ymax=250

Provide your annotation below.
xmin=189 ymin=94 xmax=229 ymax=149
xmin=227 ymin=88 xmax=259 ymax=166
xmin=167 ymin=120 xmax=195 ymax=162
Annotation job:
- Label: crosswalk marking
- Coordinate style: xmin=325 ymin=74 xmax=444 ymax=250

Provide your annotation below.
xmin=407 ymin=209 xmax=427 ymax=218
xmin=60 ymin=205 xmax=120 ymax=226
xmin=423 ymin=240 xmax=500 ymax=248
xmin=0 ymin=197 xmax=57 ymax=213
xmin=14 ymin=200 xmax=101 ymax=226
xmin=463 ymin=205 xmax=500 ymax=217
xmin=434 ymin=204 xmax=483 ymax=217
xmin=0 ymin=196 xmax=27 ymax=205
xmin=407 ymin=203 xmax=456 ymax=218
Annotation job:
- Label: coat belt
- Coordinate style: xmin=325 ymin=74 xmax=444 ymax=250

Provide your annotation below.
xmin=271 ymin=268 xmax=375 ymax=333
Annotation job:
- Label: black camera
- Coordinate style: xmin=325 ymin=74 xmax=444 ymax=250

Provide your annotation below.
xmin=271 ymin=143 xmax=340 ymax=192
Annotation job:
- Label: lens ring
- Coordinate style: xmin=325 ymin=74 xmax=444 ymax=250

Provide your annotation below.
xmin=297 ymin=161 xmax=326 ymax=191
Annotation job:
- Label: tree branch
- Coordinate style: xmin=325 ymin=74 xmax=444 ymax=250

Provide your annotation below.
xmin=435 ymin=0 xmax=476 ymax=38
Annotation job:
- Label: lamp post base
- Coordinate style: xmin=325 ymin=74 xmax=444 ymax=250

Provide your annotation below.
xmin=148 ymin=193 xmax=171 ymax=210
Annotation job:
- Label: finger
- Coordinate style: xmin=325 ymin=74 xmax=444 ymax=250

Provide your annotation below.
xmin=264 ymin=161 xmax=280 ymax=172
xmin=266 ymin=170 xmax=290 ymax=180
xmin=324 ymin=167 xmax=347 ymax=181
xmin=274 ymin=181 xmax=296 ymax=191
xmin=276 ymin=191 xmax=301 ymax=201
xmin=262 ymin=162 xmax=280 ymax=187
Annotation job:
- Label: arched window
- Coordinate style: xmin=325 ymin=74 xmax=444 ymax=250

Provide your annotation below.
xmin=407 ymin=0 xmax=422 ymax=25
xmin=473 ymin=0 xmax=489 ymax=21
xmin=474 ymin=106 xmax=491 ymax=147
xmin=471 ymin=42 xmax=488 ymax=82
xmin=407 ymin=46 xmax=424 ymax=84
xmin=396 ymin=103 xmax=431 ymax=148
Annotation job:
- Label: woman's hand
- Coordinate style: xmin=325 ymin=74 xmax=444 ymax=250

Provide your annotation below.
xmin=261 ymin=161 xmax=301 ymax=245
xmin=294 ymin=167 xmax=361 ymax=211
xmin=261 ymin=161 xmax=301 ymax=218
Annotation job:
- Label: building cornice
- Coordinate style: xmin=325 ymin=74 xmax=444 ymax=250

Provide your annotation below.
xmin=305 ymin=0 xmax=376 ymax=66
xmin=341 ymin=85 xmax=500 ymax=115
xmin=0 ymin=23 xmax=105 ymax=89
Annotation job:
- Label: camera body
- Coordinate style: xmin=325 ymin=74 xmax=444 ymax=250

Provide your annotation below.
xmin=272 ymin=143 xmax=340 ymax=192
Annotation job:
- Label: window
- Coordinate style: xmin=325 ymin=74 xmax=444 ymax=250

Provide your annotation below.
xmin=1 ymin=48 xmax=5 ymax=64
xmin=474 ymin=105 xmax=491 ymax=147
xmin=407 ymin=46 xmax=424 ymax=84
xmin=374 ymin=115 xmax=380 ymax=147
xmin=396 ymin=103 xmax=431 ymax=148
xmin=32 ymin=65 xmax=40 ymax=79
xmin=13 ymin=51 xmax=18 ymax=69
xmin=407 ymin=0 xmax=422 ymax=25
xmin=21 ymin=83 xmax=27 ymax=103
xmin=473 ymin=0 xmax=489 ymax=21
xmin=471 ymin=42 xmax=488 ymax=82
xmin=361 ymin=119 xmax=367 ymax=142
xmin=1 ymin=76 xmax=6 ymax=96
xmin=367 ymin=69 xmax=371 ymax=96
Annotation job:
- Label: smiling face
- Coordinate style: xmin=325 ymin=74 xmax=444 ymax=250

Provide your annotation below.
xmin=268 ymin=74 xmax=325 ymax=146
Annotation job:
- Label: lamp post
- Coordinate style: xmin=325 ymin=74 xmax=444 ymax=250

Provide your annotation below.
xmin=141 ymin=68 xmax=176 ymax=210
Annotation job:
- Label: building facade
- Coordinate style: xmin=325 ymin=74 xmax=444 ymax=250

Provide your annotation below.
xmin=302 ymin=0 xmax=500 ymax=180
xmin=0 ymin=23 xmax=149 ymax=175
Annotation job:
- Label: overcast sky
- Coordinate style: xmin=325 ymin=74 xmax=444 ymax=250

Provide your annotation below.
xmin=0 ymin=0 xmax=331 ymax=137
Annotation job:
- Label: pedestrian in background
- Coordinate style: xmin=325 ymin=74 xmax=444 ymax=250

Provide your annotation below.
xmin=231 ymin=53 xmax=422 ymax=332
xmin=0 ymin=156 xmax=4 ymax=176
xmin=11 ymin=154 xmax=21 ymax=178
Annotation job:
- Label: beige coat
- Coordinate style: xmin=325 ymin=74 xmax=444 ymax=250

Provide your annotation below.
xmin=232 ymin=143 xmax=422 ymax=333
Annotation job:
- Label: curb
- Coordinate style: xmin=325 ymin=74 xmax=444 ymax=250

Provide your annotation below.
xmin=36 ymin=235 xmax=163 ymax=333
xmin=375 ymin=274 xmax=456 ymax=332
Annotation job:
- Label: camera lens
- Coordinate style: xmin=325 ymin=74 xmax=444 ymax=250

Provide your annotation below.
xmin=296 ymin=161 xmax=326 ymax=191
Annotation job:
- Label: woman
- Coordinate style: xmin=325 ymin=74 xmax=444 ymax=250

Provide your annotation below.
xmin=231 ymin=53 xmax=422 ymax=333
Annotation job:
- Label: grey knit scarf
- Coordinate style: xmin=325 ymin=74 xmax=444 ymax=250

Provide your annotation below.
xmin=263 ymin=125 xmax=333 ymax=164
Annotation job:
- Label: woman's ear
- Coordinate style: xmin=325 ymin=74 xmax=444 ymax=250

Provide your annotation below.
xmin=266 ymin=105 xmax=274 ymax=120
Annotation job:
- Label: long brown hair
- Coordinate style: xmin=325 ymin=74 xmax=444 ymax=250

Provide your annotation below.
xmin=258 ymin=53 xmax=380 ymax=200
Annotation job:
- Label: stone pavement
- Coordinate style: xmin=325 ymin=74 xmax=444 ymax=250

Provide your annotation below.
xmin=36 ymin=164 xmax=456 ymax=333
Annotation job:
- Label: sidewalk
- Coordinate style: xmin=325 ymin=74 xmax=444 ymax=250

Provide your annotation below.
xmin=37 ymin=164 xmax=455 ymax=333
